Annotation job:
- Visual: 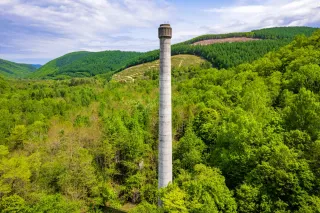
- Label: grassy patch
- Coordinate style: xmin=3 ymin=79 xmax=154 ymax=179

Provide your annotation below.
xmin=112 ymin=54 xmax=206 ymax=82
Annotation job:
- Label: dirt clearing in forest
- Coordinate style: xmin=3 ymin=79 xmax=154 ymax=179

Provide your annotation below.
xmin=192 ymin=37 xmax=261 ymax=46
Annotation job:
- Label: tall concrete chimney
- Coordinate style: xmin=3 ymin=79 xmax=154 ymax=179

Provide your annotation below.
xmin=158 ymin=24 xmax=172 ymax=192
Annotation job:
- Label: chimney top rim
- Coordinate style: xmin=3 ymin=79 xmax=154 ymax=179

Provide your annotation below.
xmin=160 ymin=24 xmax=171 ymax=27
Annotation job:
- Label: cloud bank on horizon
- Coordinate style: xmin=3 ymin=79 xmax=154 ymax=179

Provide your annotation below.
xmin=0 ymin=0 xmax=319 ymax=64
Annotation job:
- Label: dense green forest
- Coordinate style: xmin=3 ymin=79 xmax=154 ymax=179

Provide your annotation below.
xmin=252 ymin=27 xmax=318 ymax=39
xmin=31 ymin=51 xmax=143 ymax=79
xmin=22 ymin=27 xmax=316 ymax=79
xmin=2 ymin=27 xmax=317 ymax=80
xmin=124 ymin=39 xmax=291 ymax=70
xmin=0 ymin=59 xmax=40 ymax=78
xmin=0 ymin=29 xmax=319 ymax=212
xmin=120 ymin=27 xmax=318 ymax=71
xmin=182 ymin=26 xmax=317 ymax=44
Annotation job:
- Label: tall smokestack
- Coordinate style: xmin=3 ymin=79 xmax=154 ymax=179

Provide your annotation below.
xmin=158 ymin=24 xmax=172 ymax=192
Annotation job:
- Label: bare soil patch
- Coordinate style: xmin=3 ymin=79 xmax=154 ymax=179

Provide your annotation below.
xmin=192 ymin=37 xmax=261 ymax=46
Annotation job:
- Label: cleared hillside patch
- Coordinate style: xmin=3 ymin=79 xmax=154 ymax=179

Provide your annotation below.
xmin=192 ymin=37 xmax=261 ymax=46
xmin=112 ymin=54 xmax=206 ymax=82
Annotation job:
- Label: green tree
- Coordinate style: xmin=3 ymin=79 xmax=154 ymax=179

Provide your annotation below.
xmin=7 ymin=125 xmax=27 ymax=150
xmin=174 ymin=126 xmax=206 ymax=171
xmin=162 ymin=165 xmax=237 ymax=213
xmin=161 ymin=184 xmax=188 ymax=213
xmin=0 ymin=194 xmax=30 ymax=213
xmin=31 ymin=194 xmax=81 ymax=213
xmin=283 ymin=88 xmax=320 ymax=138
xmin=0 ymin=156 xmax=31 ymax=196
xmin=129 ymin=201 xmax=158 ymax=213
xmin=237 ymin=144 xmax=315 ymax=212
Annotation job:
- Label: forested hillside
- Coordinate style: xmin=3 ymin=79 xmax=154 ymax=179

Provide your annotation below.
xmin=0 ymin=58 xmax=40 ymax=78
xmin=252 ymin=26 xmax=317 ymax=39
xmin=31 ymin=50 xmax=142 ymax=79
xmin=120 ymin=39 xmax=290 ymax=71
xmin=33 ymin=27 xmax=317 ymax=80
xmin=121 ymin=26 xmax=318 ymax=71
xmin=113 ymin=54 xmax=208 ymax=82
xmin=182 ymin=26 xmax=317 ymax=44
xmin=0 ymin=29 xmax=319 ymax=212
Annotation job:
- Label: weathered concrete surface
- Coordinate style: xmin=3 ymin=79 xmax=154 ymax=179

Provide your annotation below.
xmin=158 ymin=24 xmax=172 ymax=190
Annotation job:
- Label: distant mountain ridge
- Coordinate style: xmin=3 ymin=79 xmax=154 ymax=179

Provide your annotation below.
xmin=0 ymin=58 xmax=41 ymax=78
xmin=120 ymin=26 xmax=318 ymax=72
xmin=30 ymin=50 xmax=143 ymax=79
xmin=182 ymin=26 xmax=318 ymax=44
xmin=22 ymin=26 xmax=320 ymax=79
xmin=31 ymin=64 xmax=42 ymax=69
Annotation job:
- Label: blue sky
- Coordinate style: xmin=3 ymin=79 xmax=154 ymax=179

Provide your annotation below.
xmin=0 ymin=0 xmax=319 ymax=64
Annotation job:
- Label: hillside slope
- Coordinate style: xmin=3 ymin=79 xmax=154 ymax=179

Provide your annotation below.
xmin=33 ymin=27 xmax=317 ymax=80
xmin=122 ymin=26 xmax=318 ymax=70
xmin=183 ymin=26 xmax=317 ymax=44
xmin=0 ymin=58 xmax=40 ymax=78
xmin=113 ymin=54 xmax=208 ymax=82
xmin=0 ymin=30 xmax=320 ymax=212
xmin=31 ymin=50 xmax=143 ymax=79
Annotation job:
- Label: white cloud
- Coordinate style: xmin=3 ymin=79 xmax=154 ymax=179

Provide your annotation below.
xmin=0 ymin=0 xmax=172 ymax=63
xmin=205 ymin=5 xmax=267 ymax=14
xmin=4 ymin=0 xmax=171 ymax=36
xmin=203 ymin=0 xmax=320 ymax=33
xmin=0 ymin=0 xmax=319 ymax=64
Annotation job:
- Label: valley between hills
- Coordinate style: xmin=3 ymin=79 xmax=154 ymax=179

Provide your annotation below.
xmin=0 ymin=26 xmax=320 ymax=212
